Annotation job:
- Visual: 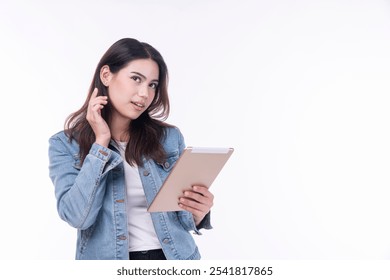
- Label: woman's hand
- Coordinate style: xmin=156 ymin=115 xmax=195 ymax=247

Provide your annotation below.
xmin=86 ymin=88 xmax=111 ymax=147
xmin=179 ymin=185 xmax=214 ymax=226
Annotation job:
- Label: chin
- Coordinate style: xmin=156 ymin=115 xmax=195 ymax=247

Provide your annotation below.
xmin=127 ymin=112 xmax=145 ymax=121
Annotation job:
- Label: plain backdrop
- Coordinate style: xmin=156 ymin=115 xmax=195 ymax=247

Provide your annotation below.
xmin=1 ymin=0 xmax=390 ymax=260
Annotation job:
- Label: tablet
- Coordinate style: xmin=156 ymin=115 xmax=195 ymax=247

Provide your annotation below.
xmin=147 ymin=146 xmax=234 ymax=212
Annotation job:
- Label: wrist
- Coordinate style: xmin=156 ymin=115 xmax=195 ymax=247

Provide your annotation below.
xmin=194 ymin=215 xmax=205 ymax=227
xmin=95 ymin=137 xmax=110 ymax=147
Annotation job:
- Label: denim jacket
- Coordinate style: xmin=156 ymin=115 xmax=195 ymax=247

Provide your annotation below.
xmin=48 ymin=127 xmax=211 ymax=260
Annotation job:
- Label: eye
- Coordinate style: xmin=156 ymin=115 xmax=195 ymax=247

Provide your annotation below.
xmin=149 ymin=82 xmax=158 ymax=90
xmin=131 ymin=76 xmax=141 ymax=83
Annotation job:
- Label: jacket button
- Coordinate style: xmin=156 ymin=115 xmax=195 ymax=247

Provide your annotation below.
xmin=118 ymin=235 xmax=127 ymax=240
xmin=164 ymin=162 xmax=170 ymax=169
xmin=98 ymin=150 xmax=108 ymax=156
xmin=143 ymin=170 xmax=150 ymax=176
xmin=116 ymin=199 xmax=124 ymax=203
xmin=162 ymin=238 xmax=169 ymax=244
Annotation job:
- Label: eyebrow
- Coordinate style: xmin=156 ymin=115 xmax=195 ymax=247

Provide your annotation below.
xmin=130 ymin=71 xmax=159 ymax=83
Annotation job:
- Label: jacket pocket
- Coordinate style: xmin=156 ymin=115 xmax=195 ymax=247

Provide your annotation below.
xmin=156 ymin=150 xmax=179 ymax=179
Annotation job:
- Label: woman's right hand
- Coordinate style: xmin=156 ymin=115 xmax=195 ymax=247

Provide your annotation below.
xmin=86 ymin=88 xmax=111 ymax=147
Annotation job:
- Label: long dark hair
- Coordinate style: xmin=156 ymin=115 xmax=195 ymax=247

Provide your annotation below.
xmin=65 ymin=38 xmax=172 ymax=166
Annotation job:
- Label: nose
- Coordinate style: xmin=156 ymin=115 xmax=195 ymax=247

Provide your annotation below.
xmin=138 ymin=85 xmax=149 ymax=99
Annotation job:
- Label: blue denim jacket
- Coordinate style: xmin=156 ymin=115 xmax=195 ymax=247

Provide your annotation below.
xmin=48 ymin=127 xmax=211 ymax=260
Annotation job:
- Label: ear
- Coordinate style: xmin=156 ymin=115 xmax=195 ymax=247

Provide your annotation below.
xmin=100 ymin=65 xmax=112 ymax=87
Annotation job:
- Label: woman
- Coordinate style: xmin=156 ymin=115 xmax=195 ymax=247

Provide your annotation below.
xmin=48 ymin=38 xmax=213 ymax=260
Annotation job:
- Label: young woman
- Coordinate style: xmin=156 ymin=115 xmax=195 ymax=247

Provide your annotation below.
xmin=48 ymin=38 xmax=213 ymax=260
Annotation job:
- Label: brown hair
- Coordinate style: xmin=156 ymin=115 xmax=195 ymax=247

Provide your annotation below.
xmin=65 ymin=38 xmax=172 ymax=166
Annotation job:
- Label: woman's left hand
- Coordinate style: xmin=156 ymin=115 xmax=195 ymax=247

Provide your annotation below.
xmin=179 ymin=185 xmax=214 ymax=226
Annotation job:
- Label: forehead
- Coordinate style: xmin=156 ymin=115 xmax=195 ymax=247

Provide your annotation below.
xmin=122 ymin=59 xmax=159 ymax=79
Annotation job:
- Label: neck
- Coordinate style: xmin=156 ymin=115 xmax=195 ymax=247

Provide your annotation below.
xmin=110 ymin=117 xmax=131 ymax=142
xmin=112 ymin=132 xmax=129 ymax=142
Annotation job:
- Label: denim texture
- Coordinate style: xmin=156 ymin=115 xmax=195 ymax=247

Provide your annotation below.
xmin=48 ymin=127 xmax=211 ymax=260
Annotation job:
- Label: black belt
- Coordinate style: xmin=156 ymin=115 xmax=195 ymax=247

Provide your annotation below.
xmin=129 ymin=248 xmax=166 ymax=260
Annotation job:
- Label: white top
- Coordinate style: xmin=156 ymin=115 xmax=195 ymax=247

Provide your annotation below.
xmin=116 ymin=142 xmax=161 ymax=252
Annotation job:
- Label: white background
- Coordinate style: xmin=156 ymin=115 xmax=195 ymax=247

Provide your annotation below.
xmin=0 ymin=0 xmax=390 ymax=260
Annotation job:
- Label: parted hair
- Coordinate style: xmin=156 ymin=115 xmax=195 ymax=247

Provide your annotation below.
xmin=65 ymin=38 xmax=172 ymax=167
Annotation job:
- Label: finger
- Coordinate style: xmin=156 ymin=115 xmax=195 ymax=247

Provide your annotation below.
xmin=91 ymin=87 xmax=98 ymax=98
xmin=185 ymin=186 xmax=214 ymax=206
xmin=182 ymin=191 xmax=212 ymax=207
xmin=87 ymin=99 xmax=107 ymax=122
xmin=89 ymin=96 xmax=108 ymax=106
xmin=92 ymin=104 xmax=105 ymax=110
xmin=178 ymin=202 xmax=206 ymax=219
xmin=92 ymin=98 xmax=108 ymax=107
xmin=192 ymin=185 xmax=214 ymax=199
xmin=88 ymin=97 xmax=108 ymax=112
xmin=179 ymin=196 xmax=210 ymax=213
xmin=89 ymin=103 xmax=103 ymax=114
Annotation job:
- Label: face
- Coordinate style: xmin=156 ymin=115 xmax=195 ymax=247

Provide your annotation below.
xmin=102 ymin=59 xmax=159 ymax=125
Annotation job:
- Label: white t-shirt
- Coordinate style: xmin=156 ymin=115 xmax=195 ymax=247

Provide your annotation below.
xmin=116 ymin=142 xmax=162 ymax=252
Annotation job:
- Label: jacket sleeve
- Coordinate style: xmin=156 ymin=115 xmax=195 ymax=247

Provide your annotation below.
xmin=48 ymin=136 xmax=122 ymax=230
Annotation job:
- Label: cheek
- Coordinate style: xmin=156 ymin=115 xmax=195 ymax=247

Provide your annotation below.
xmin=148 ymin=92 xmax=157 ymax=104
xmin=111 ymin=80 xmax=127 ymax=93
xmin=107 ymin=91 xmax=126 ymax=108
xmin=108 ymin=82 xmax=132 ymax=100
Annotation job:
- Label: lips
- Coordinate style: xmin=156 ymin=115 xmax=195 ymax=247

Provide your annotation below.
xmin=131 ymin=101 xmax=145 ymax=111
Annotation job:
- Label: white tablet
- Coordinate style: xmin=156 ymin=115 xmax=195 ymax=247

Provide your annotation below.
xmin=147 ymin=146 xmax=234 ymax=212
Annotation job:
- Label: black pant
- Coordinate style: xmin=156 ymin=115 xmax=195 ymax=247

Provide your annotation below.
xmin=129 ymin=249 xmax=166 ymax=260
